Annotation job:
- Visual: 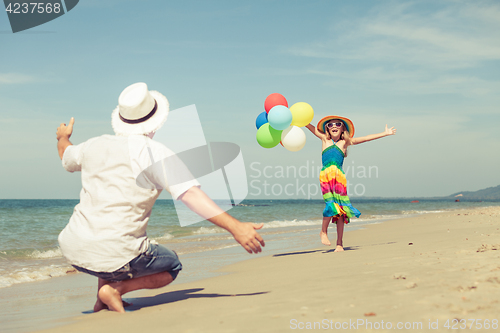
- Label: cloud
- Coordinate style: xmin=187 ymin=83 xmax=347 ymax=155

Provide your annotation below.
xmin=288 ymin=1 xmax=500 ymax=96
xmin=0 ymin=73 xmax=37 ymax=84
xmin=307 ymin=67 xmax=500 ymax=96
xmin=292 ymin=1 xmax=500 ymax=67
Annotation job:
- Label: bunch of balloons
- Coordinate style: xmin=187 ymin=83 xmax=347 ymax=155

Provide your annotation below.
xmin=256 ymin=93 xmax=314 ymax=152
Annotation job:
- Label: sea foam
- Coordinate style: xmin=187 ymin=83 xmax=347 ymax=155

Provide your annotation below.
xmin=29 ymin=248 xmax=63 ymax=259
xmin=0 ymin=265 xmax=71 ymax=289
xmin=262 ymin=219 xmax=321 ymax=228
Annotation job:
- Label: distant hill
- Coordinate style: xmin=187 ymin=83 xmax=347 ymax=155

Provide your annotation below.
xmin=449 ymin=184 xmax=500 ymax=201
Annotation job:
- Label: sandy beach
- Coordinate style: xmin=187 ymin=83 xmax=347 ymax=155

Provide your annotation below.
xmin=32 ymin=206 xmax=500 ymax=332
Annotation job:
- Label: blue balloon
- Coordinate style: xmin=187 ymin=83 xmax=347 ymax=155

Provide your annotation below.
xmin=268 ymin=105 xmax=292 ymax=130
xmin=255 ymin=111 xmax=268 ymax=129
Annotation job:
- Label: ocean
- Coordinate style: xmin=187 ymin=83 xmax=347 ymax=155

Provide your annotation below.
xmin=1 ymin=198 xmax=499 ymax=290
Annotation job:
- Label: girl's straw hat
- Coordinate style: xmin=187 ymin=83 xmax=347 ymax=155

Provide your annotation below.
xmin=317 ymin=115 xmax=355 ymax=136
xmin=111 ymin=82 xmax=169 ymax=136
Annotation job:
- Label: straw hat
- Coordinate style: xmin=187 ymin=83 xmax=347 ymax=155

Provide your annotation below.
xmin=111 ymin=82 xmax=169 ymax=136
xmin=317 ymin=115 xmax=355 ymax=136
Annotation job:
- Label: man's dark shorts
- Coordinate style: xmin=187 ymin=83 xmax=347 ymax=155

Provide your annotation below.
xmin=73 ymin=243 xmax=182 ymax=282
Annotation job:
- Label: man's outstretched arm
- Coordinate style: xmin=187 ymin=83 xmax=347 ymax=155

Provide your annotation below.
xmin=179 ymin=186 xmax=265 ymax=254
xmin=56 ymin=117 xmax=75 ymax=160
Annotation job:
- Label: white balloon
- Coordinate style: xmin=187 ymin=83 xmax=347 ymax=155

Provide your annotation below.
xmin=281 ymin=126 xmax=306 ymax=152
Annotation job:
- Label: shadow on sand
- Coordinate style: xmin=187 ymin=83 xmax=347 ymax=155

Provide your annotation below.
xmin=272 ymin=250 xmax=323 ymax=257
xmin=322 ymin=246 xmax=360 ymax=253
xmin=83 ymin=288 xmax=269 ymax=313
xmin=272 ymin=246 xmax=363 ymax=257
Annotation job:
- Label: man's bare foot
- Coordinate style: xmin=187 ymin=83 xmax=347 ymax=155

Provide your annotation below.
xmin=94 ymin=299 xmax=132 ymax=312
xmin=98 ymin=285 xmax=125 ymax=313
xmin=94 ymin=298 xmax=107 ymax=312
xmin=333 ymin=245 xmax=344 ymax=252
xmin=320 ymin=231 xmax=331 ymax=246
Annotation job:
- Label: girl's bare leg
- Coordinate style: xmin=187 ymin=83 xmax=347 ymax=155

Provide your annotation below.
xmin=334 ymin=215 xmax=345 ymax=252
xmin=320 ymin=216 xmax=332 ymax=246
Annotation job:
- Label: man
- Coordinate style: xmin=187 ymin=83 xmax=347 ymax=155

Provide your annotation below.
xmin=56 ymin=82 xmax=264 ymax=313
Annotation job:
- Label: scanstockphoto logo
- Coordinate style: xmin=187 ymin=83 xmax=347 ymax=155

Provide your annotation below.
xmin=3 ymin=0 xmax=79 ymax=33
xmin=135 ymin=105 xmax=248 ymax=227
xmin=248 ymin=160 xmax=379 ymax=199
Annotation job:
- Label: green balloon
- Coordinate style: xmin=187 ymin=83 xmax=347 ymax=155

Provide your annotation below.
xmin=256 ymin=123 xmax=282 ymax=148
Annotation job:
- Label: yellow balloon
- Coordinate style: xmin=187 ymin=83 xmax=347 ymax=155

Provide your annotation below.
xmin=290 ymin=102 xmax=314 ymax=127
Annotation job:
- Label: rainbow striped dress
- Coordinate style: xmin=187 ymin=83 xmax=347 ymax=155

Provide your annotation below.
xmin=319 ymin=141 xmax=361 ymax=223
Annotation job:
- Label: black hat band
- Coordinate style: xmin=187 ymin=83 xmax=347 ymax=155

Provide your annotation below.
xmin=119 ymin=100 xmax=158 ymax=124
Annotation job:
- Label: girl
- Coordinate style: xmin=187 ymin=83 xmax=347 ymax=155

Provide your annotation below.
xmin=306 ymin=116 xmax=396 ymax=251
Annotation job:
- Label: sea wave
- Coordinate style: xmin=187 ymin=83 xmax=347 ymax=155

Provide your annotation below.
xmin=262 ymin=219 xmax=321 ymax=228
xmin=189 ymin=220 xmax=323 ymax=235
xmin=0 ymin=247 xmax=64 ymax=260
xmin=193 ymin=227 xmax=226 ymax=235
xmin=151 ymin=233 xmax=175 ymax=243
xmin=401 ymin=210 xmax=446 ymax=215
xmin=29 ymin=248 xmax=63 ymax=259
xmin=187 ymin=217 xmax=397 ymax=235
xmin=0 ymin=264 xmax=72 ymax=289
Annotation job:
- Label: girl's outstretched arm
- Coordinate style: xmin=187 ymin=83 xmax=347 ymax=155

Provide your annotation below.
xmin=305 ymin=123 xmax=326 ymax=139
xmin=351 ymin=124 xmax=396 ymax=145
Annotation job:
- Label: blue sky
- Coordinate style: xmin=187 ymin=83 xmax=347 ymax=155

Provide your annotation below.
xmin=1 ymin=0 xmax=499 ymax=199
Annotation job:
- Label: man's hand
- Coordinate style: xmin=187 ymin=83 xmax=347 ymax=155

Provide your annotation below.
xmin=57 ymin=118 xmax=74 ymax=160
xmin=179 ymin=187 xmax=266 ymax=254
xmin=57 ymin=117 xmax=75 ymax=141
xmin=230 ymin=222 xmax=265 ymax=254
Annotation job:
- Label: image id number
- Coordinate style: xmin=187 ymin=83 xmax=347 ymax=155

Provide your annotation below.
xmin=445 ymin=319 xmax=498 ymax=329
xmin=6 ymin=3 xmax=61 ymax=14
